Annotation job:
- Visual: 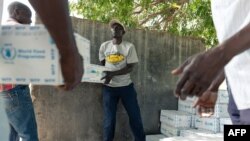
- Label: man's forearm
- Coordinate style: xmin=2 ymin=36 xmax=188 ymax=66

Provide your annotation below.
xmin=28 ymin=0 xmax=78 ymax=57
xmin=220 ymin=23 xmax=250 ymax=62
xmin=111 ymin=65 xmax=133 ymax=76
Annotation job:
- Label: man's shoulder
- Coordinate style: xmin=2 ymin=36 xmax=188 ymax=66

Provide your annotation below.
xmin=122 ymin=41 xmax=134 ymax=47
xmin=101 ymin=40 xmax=112 ymax=46
xmin=122 ymin=41 xmax=133 ymax=45
xmin=100 ymin=40 xmax=113 ymax=51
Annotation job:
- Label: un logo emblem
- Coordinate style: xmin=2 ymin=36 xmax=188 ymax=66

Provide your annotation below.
xmin=1 ymin=46 xmax=16 ymax=60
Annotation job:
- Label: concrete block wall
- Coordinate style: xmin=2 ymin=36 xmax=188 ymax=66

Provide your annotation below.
xmin=32 ymin=17 xmax=205 ymax=141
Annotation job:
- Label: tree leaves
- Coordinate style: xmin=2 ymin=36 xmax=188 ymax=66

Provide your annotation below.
xmin=70 ymin=0 xmax=217 ymax=48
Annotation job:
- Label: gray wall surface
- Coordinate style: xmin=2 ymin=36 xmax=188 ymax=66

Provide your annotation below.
xmin=32 ymin=17 xmax=205 ymax=141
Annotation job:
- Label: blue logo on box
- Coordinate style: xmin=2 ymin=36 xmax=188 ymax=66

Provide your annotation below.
xmin=1 ymin=44 xmax=16 ymax=60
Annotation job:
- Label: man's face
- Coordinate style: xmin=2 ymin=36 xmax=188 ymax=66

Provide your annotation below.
xmin=111 ymin=23 xmax=124 ymax=38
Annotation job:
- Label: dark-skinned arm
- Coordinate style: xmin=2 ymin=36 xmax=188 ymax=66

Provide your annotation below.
xmin=28 ymin=0 xmax=83 ymax=90
xmin=100 ymin=60 xmax=135 ymax=84
xmin=193 ymin=70 xmax=225 ymax=117
xmin=172 ymin=22 xmax=250 ymax=99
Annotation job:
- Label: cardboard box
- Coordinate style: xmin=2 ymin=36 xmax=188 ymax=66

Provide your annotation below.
xmin=194 ymin=116 xmax=220 ymax=133
xmin=217 ymin=90 xmax=229 ymax=104
xmin=213 ymin=103 xmax=229 ymax=118
xmin=178 ymin=99 xmax=196 ymax=115
xmin=160 ymin=122 xmax=187 ymax=137
xmin=0 ymin=25 xmax=108 ymax=84
xmin=219 ymin=117 xmax=232 ymax=132
xmin=160 ymin=110 xmax=192 ymax=128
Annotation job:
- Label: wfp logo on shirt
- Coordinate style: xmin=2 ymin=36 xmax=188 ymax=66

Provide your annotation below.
xmin=1 ymin=44 xmax=16 ymax=60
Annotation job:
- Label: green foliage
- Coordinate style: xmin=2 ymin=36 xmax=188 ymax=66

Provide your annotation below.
xmin=167 ymin=0 xmax=217 ymax=48
xmin=70 ymin=0 xmax=217 ymax=48
xmin=70 ymin=0 xmax=137 ymax=27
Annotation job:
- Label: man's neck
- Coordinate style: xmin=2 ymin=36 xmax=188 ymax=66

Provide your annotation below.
xmin=112 ymin=38 xmax=122 ymax=45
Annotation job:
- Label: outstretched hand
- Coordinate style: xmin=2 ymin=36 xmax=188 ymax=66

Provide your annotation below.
xmin=193 ymin=90 xmax=218 ymax=117
xmin=172 ymin=48 xmax=228 ymax=100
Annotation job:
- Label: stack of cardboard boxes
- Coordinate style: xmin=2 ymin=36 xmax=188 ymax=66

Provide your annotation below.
xmin=146 ymin=83 xmax=231 ymax=141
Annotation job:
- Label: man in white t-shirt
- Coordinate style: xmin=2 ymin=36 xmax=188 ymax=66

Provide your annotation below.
xmin=172 ymin=0 xmax=250 ymax=124
xmin=99 ymin=20 xmax=145 ymax=141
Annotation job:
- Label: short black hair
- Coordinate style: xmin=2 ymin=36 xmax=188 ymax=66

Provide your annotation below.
xmin=8 ymin=1 xmax=32 ymax=19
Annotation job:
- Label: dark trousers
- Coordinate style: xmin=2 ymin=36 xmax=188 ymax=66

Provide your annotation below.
xmin=227 ymin=82 xmax=250 ymax=125
xmin=102 ymin=83 xmax=145 ymax=141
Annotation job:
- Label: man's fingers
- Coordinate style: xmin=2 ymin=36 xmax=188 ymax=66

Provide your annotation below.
xmin=171 ymin=59 xmax=190 ymax=75
xmin=57 ymin=85 xmax=72 ymax=91
xmin=181 ymin=80 xmax=195 ymax=97
xmin=197 ymin=105 xmax=202 ymax=116
xmin=171 ymin=68 xmax=181 ymax=75
xmin=100 ymin=76 xmax=106 ymax=80
xmin=197 ymin=104 xmax=215 ymax=117
xmin=179 ymin=93 xmax=187 ymax=100
xmin=195 ymin=87 xmax=206 ymax=97
xmin=104 ymin=79 xmax=109 ymax=84
xmin=193 ymin=98 xmax=200 ymax=108
xmin=200 ymin=107 xmax=214 ymax=117
xmin=175 ymin=73 xmax=189 ymax=97
xmin=57 ymin=81 xmax=80 ymax=91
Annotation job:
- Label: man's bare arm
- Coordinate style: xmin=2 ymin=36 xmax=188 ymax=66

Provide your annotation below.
xmin=172 ymin=22 xmax=250 ymax=98
xmin=100 ymin=61 xmax=135 ymax=84
xmin=28 ymin=0 xmax=83 ymax=90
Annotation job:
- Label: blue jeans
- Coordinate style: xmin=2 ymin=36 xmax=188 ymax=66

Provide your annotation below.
xmin=0 ymin=85 xmax=38 ymax=141
xmin=0 ymin=98 xmax=9 ymax=141
xmin=102 ymin=83 xmax=145 ymax=141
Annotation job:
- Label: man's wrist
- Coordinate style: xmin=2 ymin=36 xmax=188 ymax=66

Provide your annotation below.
xmin=214 ymin=45 xmax=233 ymax=65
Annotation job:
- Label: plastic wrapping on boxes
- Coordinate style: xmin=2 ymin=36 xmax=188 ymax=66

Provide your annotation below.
xmin=191 ymin=115 xmax=196 ymax=128
xmin=159 ymin=135 xmax=223 ymax=141
xmin=217 ymin=90 xmax=229 ymax=104
xmin=220 ymin=118 xmax=232 ymax=132
xmin=160 ymin=110 xmax=192 ymax=128
xmin=180 ymin=129 xmax=214 ymax=137
xmin=160 ymin=123 xmax=187 ymax=137
xmin=213 ymin=103 xmax=230 ymax=118
xmin=194 ymin=116 xmax=220 ymax=133
xmin=178 ymin=99 xmax=196 ymax=115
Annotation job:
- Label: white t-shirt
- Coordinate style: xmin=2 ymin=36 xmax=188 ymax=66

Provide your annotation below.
xmin=99 ymin=40 xmax=138 ymax=87
xmin=212 ymin=0 xmax=250 ymax=110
